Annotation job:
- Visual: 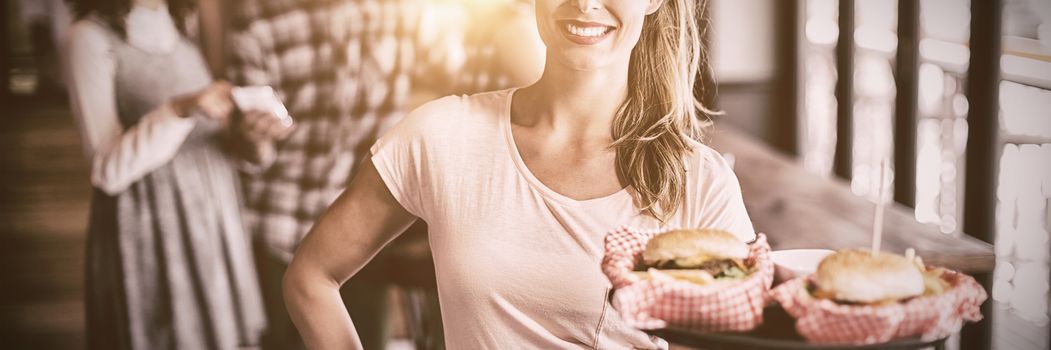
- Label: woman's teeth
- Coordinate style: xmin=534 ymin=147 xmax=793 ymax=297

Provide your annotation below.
xmin=566 ymin=24 xmax=610 ymax=37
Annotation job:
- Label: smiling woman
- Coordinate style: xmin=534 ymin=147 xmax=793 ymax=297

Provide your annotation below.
xmin=282 ymin=0 xmax=754 ymax=348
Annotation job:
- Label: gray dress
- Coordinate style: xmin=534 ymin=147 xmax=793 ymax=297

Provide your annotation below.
xmin=85 ymin=22 xmax=267 ymax=350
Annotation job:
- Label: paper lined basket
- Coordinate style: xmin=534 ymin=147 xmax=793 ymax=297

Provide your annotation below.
xmin=769 ymin=270 xmax=987 ymax=345
xmin=601 ymin=226 xmax=774 ymax=332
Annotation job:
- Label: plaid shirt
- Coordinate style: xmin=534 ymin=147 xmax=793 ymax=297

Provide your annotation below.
xmin=228 ymin=0 xmax=515 ymax=262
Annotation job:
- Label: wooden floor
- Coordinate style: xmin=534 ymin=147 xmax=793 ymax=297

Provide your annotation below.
xmin=1 ymin=95 xmax=1046 ymax=350
xmin=1 ymin=95 xmax=91 ymax=349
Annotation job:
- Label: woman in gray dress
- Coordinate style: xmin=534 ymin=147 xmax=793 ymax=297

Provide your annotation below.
xmin=65 ymin=0 xmax=293 ymax=348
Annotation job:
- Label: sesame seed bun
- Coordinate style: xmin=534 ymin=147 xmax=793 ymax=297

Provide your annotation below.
xmin=642 ymin=229 xmax=749 ymax=267
xmin=814 ymin=249 xmax=925 ymax=304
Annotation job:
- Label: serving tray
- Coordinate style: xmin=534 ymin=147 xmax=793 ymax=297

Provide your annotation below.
xmin=644 ymin=305 xmax=948 ymax=350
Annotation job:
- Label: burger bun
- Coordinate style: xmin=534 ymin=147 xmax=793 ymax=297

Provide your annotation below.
xmin=814 ymin=249 xmax=925 ymax=304
xmin=643 ymin=229 xmax=749 ymax=267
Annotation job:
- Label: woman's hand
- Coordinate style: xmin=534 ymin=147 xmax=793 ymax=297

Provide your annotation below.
xmin=171 ymin=80 xmax=235 ymax=119
xmin=284 ymin=158 xmax=418 ymax=350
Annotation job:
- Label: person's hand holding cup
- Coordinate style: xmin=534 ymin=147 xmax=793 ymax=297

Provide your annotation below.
xmin=230 ymin=86 xmax=296 ymax=164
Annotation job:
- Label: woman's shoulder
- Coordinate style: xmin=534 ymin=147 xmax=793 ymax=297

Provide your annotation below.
xmin=679 ymin=135 xmax=756 ymax=242
xmin=377 ymin=89 xmax=513 ymax=148
xmin=396 ymin=89 xmax=513 ymax=133
xmin=684 ymin=137 xmax=733 ymax=175
xmin=681 ymin=134 xmax=739 ymax=180
xmin=67 ymin=18 xmax=117 ymax=65
xmin=411 ymin=89 xmax=514 ymax=117
xmin=69 ymin=17 xmax=115 ymax=44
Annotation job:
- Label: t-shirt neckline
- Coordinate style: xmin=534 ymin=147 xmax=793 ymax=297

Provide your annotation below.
xmin=501 ymin=88 xmax=634 ymax=207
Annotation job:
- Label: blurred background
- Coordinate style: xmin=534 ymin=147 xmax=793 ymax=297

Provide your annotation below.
xmin=710 ymin=1 xmax=1049 ymax=349
xmin=1 ymin=0 xmax=1049 ymax=349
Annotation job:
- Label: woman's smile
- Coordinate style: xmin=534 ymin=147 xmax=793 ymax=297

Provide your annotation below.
xmin=557 ymin=20 xmax=616 ymax=45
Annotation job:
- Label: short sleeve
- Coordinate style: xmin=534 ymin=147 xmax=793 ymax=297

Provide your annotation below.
xmin=689 ymin=143 xmax=758 ymax=242
xmin=369 ymin=95 xmax=464 ymax=221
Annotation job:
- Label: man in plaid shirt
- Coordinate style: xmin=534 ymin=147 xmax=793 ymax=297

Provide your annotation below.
xmin=228 ymin=0 xmax=543 ymax=348
xmin=227 ymin=0 xmax=469 ymax=348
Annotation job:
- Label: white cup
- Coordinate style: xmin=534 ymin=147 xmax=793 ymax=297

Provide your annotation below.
xmin=770 ymin=249 xmax=835 ymax=283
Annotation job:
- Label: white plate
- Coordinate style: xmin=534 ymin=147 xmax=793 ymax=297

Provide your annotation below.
xmin=770 ymin=249 xmax=835 ymax=282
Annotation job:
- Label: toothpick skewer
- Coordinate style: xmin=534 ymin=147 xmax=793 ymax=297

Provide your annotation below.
xmin=871 ymin=159 xmax=887 ymax=257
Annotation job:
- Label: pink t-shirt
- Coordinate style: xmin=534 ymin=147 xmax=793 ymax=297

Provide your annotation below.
xmin=370 ymin=89 xmax=756 ymax=349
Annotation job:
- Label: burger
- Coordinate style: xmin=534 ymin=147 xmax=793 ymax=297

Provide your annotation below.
xmin=811 ymin=249 xmax=950 ymax=305
xmin=633 ymin=229 xmax=752 ymax=285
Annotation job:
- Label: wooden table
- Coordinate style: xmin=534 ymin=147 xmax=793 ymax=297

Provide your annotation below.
xmin=709 ymin=128 xmax=995 ymax=274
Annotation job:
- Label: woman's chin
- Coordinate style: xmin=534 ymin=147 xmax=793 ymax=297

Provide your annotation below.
xmin=551 ymin=53 xmax=614 ymax=72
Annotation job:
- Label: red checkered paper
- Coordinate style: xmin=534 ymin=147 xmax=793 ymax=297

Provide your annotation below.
xmin=601 ymin=226 xmax=773 ymax=332
xmin=769 ymin=270 xmax=987 ymax=345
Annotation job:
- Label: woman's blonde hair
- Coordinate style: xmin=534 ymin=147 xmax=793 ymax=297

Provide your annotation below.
xmin=611 ymin=0 xmax=715 ymax=222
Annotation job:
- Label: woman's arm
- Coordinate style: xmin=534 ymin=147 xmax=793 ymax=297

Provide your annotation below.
xmin=67 ymin=21 xmax=199 ymax=195
xmin=284 ymin=157 xmax=418 ymax=350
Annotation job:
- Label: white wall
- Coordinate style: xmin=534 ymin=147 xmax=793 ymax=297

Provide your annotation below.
xmin=711 ymin=0 xmax=776 ymax=84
